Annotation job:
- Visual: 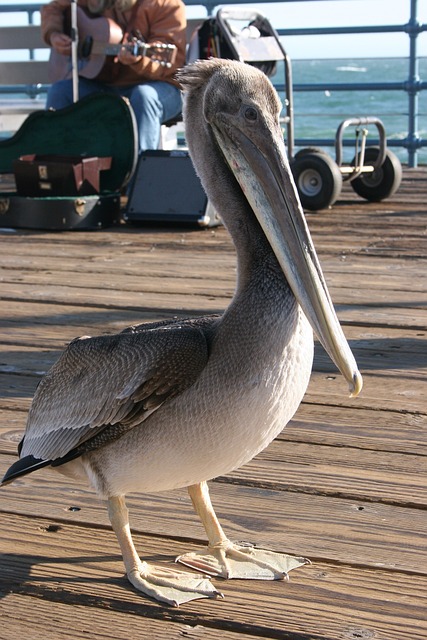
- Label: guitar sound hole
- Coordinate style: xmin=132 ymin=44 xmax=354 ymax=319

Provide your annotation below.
xmin=81 ymin=36 xmax=93 ymax=59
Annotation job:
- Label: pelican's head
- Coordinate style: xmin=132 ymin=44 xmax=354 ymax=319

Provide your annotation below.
xmin=177 ymin=59 xmax=362 ymax=397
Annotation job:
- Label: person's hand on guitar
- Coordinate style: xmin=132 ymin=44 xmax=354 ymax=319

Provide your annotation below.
xmin=116 ymin=43 xmax=142 ymax=66
xmin=50 ymin=31 xmax=72 ymax=57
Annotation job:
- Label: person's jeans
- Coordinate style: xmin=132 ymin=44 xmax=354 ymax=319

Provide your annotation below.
xmin=46 ymin=78 xmax=182 ymax=152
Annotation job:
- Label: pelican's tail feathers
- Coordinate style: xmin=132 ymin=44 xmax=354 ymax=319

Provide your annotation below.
xmin=1 ymin=455 xmax=51 ymax=486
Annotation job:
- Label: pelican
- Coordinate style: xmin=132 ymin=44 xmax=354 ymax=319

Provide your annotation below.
xmin=1 ymin=59 xmax=362 ymax=607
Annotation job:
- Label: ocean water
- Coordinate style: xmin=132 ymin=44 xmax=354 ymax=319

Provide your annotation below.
xmin=2 ymin=57 xmax=425 ymax=165
xmin=273 ymin=56 xmax=427 ymax=165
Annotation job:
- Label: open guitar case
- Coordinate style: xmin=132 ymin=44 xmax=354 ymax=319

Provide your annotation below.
xmin=0 ymin=93 xmax=138 ymax=230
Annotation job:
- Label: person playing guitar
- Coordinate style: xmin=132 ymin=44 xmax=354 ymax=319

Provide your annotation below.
xmin=41 ymin=0 xmax=186 ymax=152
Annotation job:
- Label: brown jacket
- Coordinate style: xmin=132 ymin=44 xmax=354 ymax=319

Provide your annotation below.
xmin=41 ymin=0 xmax=186 ymax=86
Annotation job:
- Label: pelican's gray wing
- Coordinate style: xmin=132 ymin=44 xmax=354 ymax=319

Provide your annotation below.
xmin=19 ymin=320 xmax=214 ymax=462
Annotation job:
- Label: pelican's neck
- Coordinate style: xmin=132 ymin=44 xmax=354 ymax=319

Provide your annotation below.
xmin=201 ymin=134 xmax=289 ymax=292
xmin=214 ymin=172 xmax=292 ymax=302
xmin=184 ymin=109 xmax=292 ymax=301
xmin=233 ymin=211 xmax=286 ymax=294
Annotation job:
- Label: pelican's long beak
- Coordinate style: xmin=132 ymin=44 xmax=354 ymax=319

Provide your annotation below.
xmin=212 ymin=112 xmax=362 ymax=398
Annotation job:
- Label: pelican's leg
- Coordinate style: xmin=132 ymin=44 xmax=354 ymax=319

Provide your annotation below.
xmin=176 ymin=482 xmax=309 ymax=580
xmin=107 ymin=495 xmax=223 ymax=606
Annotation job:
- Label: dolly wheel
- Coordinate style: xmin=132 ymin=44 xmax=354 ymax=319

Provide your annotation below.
xmin=291 ymin=151 xmax=342 ymax=211
xmin=293 ymin=146 xmax=329 ymax=160
xmin=351 ymin=146 xmax=402 ymax=201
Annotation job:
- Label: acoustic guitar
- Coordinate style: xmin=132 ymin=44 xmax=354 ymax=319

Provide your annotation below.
xmin=49 ymin=6 xmax=176 ymax=82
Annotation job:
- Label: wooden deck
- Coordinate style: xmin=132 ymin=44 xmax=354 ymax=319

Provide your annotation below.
xmin=0 ymin=168 xmax=426 ymax=640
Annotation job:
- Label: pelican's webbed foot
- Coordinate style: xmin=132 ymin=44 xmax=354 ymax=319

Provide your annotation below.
xmin=127 ymin=561 xmax=223 ymax=606
xmin=107 ymin=495 xmax=223 ymax=606
xmin=176 ymin=540 xmax=310 ymax=580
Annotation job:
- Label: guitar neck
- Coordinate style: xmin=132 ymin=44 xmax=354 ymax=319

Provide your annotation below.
xmin=90 ymin=40 xmax=175 ymax=58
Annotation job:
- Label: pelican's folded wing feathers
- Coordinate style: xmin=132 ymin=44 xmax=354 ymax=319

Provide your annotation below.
xmin=19 ymin=321 xmax=212 ymax=463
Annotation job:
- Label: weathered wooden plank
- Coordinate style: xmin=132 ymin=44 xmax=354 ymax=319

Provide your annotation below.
xmin=0 ymin=300 xmax=164 ymax=339
xmin=0 ymin=593 xmax=271 ymax=640
xmin=0 ymin=227 xmax=232 ymax=253
xmin=2 ymin=283 xmax=425 ymax=328
xmin=284 ymin=403 xmax=427 ymax=455
xmin=2 ymin=269 xmax=426 ymax=310
xmin=222 ymin=439 xmax=427 ymax=506
xmin=310 ymin=214 xmax=427 ymax=237
xmin=328 ymin=284 xmax=427 ymax=308
xmin=0 ymin=267 xmax=235 ymax=298
xmin=1 ymin=247 xmax=425 ymax=291
xmin=314 ymin=349 xmax=426 ymax=379
xmin=304 ymin=369 xmax=426 ymax=412
xmin=1 ymin=230 xmax=420 ymax=260
xmin=6 ymin=262 xmax=423 ymax=302
xmin=0 ymin=410 xmax=26 ymax=441
xmin=314 ymin=241 xmax=425 ymax=259
xmin=0 ymin=281 xmax=228 ymax=314
xmin=332 ymin=306 xmax=426 ymax=330
xmin=1 ymin=512 xmax=426 ymax=640
xmin=321 ymin=255 xmax=426 ymax=282
xmin=0 ymin=245 xmax=236 ymax=273
xmin=332 ymin=324 xmax=427 ymax=352
xmin=1 ymin=454 xmax=426 ymax=574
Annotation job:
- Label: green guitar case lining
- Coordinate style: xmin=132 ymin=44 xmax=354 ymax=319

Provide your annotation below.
xmin=0 ymin=93 xmax=138 ymax=230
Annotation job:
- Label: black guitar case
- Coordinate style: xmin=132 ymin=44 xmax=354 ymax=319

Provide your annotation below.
xmin=0 ymin=93 xmax=137 ymax=230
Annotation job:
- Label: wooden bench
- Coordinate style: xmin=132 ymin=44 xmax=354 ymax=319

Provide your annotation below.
xmin=0 ymin=25 xmax=50 ymax=85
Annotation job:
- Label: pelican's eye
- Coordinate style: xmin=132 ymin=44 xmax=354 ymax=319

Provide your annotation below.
xmin=244 ymin=106 xmax=258 ymax=121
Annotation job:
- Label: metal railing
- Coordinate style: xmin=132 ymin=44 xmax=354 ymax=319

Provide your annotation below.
xmin=0 ymin=0 xmax=426 ymax=166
